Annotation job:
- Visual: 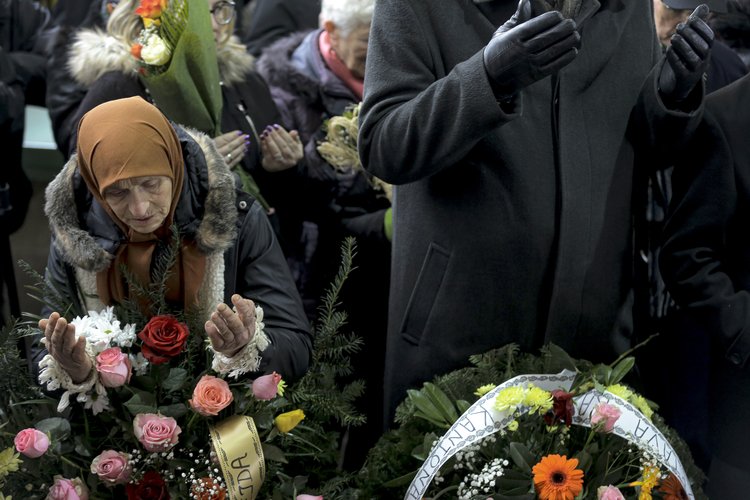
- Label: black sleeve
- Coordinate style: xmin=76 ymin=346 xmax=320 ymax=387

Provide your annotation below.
xmin=227 ymin=198 xmax=313 ymax=381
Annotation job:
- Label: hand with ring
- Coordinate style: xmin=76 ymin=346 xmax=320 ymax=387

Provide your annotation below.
xmin=260 ymin=124 xmax=303 ymax=172
xmin=205 ymin=294 xmax=256 ymax=357
xmin=39 ymin=312 xmax=93 ymax=383
xmin=214 ymin=130 xmax=250 ymax=169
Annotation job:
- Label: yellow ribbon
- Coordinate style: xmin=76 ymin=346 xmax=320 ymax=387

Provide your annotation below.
xmin=209 ymin=415 xmax=265 ymax=499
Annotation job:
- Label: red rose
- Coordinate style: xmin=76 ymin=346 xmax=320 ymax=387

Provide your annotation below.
xmin=137 ymin=315 xmax=189 ymax=364
xmin=543 ymin=390 xmax=575 ymax=427
xmin=126 ymin=470 xmax=169 ymax=500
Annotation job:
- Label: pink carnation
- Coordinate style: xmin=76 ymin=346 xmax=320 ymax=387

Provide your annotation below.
xmin=96 ymin=347 xmax=132 ymax=388
xmin=90 ymin=450 xmax=132 ymax=485
xmin=14 ymin=428 xmax=49 ymax=458
xmin=591 ymin=402 xmax=622 ymax=433
xmin=133 ymin=413 xmax=181 ymax=452
xmin=252 ymin=372 xmax=282 ymax=400
xmin=47 ymin=476 xmax=89 ymax=500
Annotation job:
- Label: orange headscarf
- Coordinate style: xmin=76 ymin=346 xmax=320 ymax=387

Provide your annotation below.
xmin=77 ymin=96 xmax=206 ymax=313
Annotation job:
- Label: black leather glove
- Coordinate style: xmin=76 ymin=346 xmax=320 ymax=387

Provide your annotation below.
xmin=658 ymin=4 xmax=714 ymax=103
xmin=483 ymin=2 xmax=580 ymax=100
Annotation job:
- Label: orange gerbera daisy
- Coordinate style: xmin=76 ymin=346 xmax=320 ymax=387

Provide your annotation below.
xmin=657 ymin=473 xmax=688 ymax=500
xmin=532 ymin=454 xmax=584 ymax=500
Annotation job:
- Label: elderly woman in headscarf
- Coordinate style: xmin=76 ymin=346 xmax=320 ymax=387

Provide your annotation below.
xmin=36 ymin=96 xmax=311 ymax=394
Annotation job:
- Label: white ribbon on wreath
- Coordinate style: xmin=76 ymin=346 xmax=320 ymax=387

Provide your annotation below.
xmin=404 ymin=370 xmax=694 ymax=500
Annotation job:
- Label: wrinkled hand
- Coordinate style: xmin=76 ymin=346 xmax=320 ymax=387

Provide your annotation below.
xmin=215 ymin=130 xmax=250 ymax=169
xmin=483 ymin=1 xmax=580 ymax=99
xmin=658 ymin=4 xmax=713 ymax=103
xmin=206 ymin=294 xmax=256 ymax=357
xmin=39 ymin=312 xmax=93 ymax=384
xmin=260 ymin=125 xmax=303 ymax=172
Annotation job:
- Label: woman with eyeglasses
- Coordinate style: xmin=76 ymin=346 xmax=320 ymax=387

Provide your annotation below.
xmin=56 ymin=0 xmax=305 ymax=256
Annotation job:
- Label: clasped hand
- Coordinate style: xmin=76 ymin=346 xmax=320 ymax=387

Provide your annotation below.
xmin=483 ymin=0 xmax=580 ymax=99
xmin=205 ymin=294 xmax=257 ymax=357
xmin=39 ymin=312 xmax=92 ymax=384
xmin=658 ymin=4 xmax=714 ymax=103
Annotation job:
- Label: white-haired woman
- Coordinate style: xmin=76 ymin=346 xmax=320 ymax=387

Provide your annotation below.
xmin=256 ymin=0 xmax=390 ymax=469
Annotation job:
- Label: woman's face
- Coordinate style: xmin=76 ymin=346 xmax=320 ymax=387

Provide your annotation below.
xmin=208 ymin=0 xmax=236 ymax=45
xmin=103 ymin=176 xmax=173 ymax=234
xmin=328 ymin=23 xmax=371 ymax=79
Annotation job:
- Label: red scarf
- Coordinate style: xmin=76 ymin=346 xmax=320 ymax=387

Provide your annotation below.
xmin=318 ymin=30 xmax=363 ymax=100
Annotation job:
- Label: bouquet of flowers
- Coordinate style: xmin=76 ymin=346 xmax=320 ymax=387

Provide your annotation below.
xmin=316 ymin=103 xmax=393 ymax=203
xmin=130 ymin=0 xmax=223 ymax=136
xmin=1 ymin=238 xmax=364 ymax=499
xmin=350 ymin=343 xmax=706 ymax=500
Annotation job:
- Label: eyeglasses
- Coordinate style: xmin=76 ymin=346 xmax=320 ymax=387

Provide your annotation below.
xmin=210 ymin=0 xmax=236 ymax=25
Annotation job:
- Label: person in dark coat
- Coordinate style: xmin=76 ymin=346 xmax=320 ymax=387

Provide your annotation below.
xmin=38 ymin=96 xmax=311 ymax=395
xmin=0 ymin=0 xmax=52 ymax=327
xmin=359 ymin=0 xmax=713 ymax=423
xmin=45 ymin=0 xmax=117 ymax=156
xmin=660 ymin=73 xmax=750 ymax=497
xmin=56 ymin=0 xmax=303 ymax=253
xmin=256 ymin=0 xmax=391 ymax=467
xmin=242 ymin=0 xmax=320 ymax=57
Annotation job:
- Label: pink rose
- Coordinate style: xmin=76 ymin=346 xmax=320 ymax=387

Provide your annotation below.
xmin=591 ymin=402 xmax=622 ymax=433
xmin=252 ymin=372 xmax=282 ymax=400
xmin=297 ymin=496 xmax=323 ymax=500
xmin=14 ymin=428 xmax=49 ymax=458
xmin=133 ymin=413 xmax=181 ymax=452
xmin=597 ymin=485 xmax=626 ymax=500
xmin=90 ymin=450 xmax=132 ymax=485
xmin=189 ymin=375 xmax=234 ymax=417
xmin=47 ymin=476 xmax=89 ymax=500
xmin=96 ymin=347 xmax=132 ymax=388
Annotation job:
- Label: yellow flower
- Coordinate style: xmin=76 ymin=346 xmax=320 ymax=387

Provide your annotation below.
xmin=474 ymin=384 xmax=496 ymax=397
xmin=630 ymin=465 xmax=661 ymax=500
xmin=0 ymin=447 xmax=21 ymax=480
xmin=494 ymin=386 xmax=526 ymax=413
xmin=507 ymin=420 xmax=519 ymax=432
xmin=274 ymin=409 xmax=305 ymax=433
xmin=605 ymin=384 xmax=633 ymax=401
xmin=524 ymin=385 xmax=553 ymax=414
xmin=277 ymin=379 xmax=287 ymax=397
xmin=630 ymin=394 xmax=654 ymax=421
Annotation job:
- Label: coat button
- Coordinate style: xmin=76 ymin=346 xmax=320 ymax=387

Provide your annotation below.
xmin=729 ymin=352 xmax=743 ymax=366
xmin=239 ymin=201 xmax=247 ymax=210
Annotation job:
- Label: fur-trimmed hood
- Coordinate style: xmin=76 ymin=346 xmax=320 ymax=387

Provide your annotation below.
xmin=44 ymin=125 xmax=238 ymax=272
xmin=68 ymin=28 xmax=254 ymax=87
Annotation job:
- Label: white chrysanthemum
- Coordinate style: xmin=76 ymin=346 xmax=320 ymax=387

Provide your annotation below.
xmin=71 ymin=307 xmax=137 ymax=353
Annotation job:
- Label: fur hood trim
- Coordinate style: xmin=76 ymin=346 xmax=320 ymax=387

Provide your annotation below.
xmin=68 ymin=28 xmax=137 ymax=87
xmin=69 ymin=29 xmax=254 ymax=87
xmin=45 ymin=127 xmax=238 ymax=272
xmin=217 ymin=36 xmax=256 ymax=86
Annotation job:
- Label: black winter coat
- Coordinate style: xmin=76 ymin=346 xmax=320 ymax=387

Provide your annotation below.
xmin=660 ymin=73 xmax=750 ymax=492
xmin=359 ymin=0 xmax=704 ymax=420
xmin=242 ymin=0 xmax=320 ymax=57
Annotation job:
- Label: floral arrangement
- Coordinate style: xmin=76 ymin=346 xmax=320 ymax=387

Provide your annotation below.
xmin=130 ymin=0 xmax=187 ymax=75
xmin=0 ymin=238 xmax=364 ymax=499
xmin=349 ymin=343 xmax=706 ymax=499
xmin=129 ymin=0 xmax=223 ymax=136
xmin=316 ymin=103 xmax=393 ymax=202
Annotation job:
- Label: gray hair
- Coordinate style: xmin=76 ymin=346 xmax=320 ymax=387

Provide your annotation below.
xmin=319 ymin=0 xmax=374 ymax=37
